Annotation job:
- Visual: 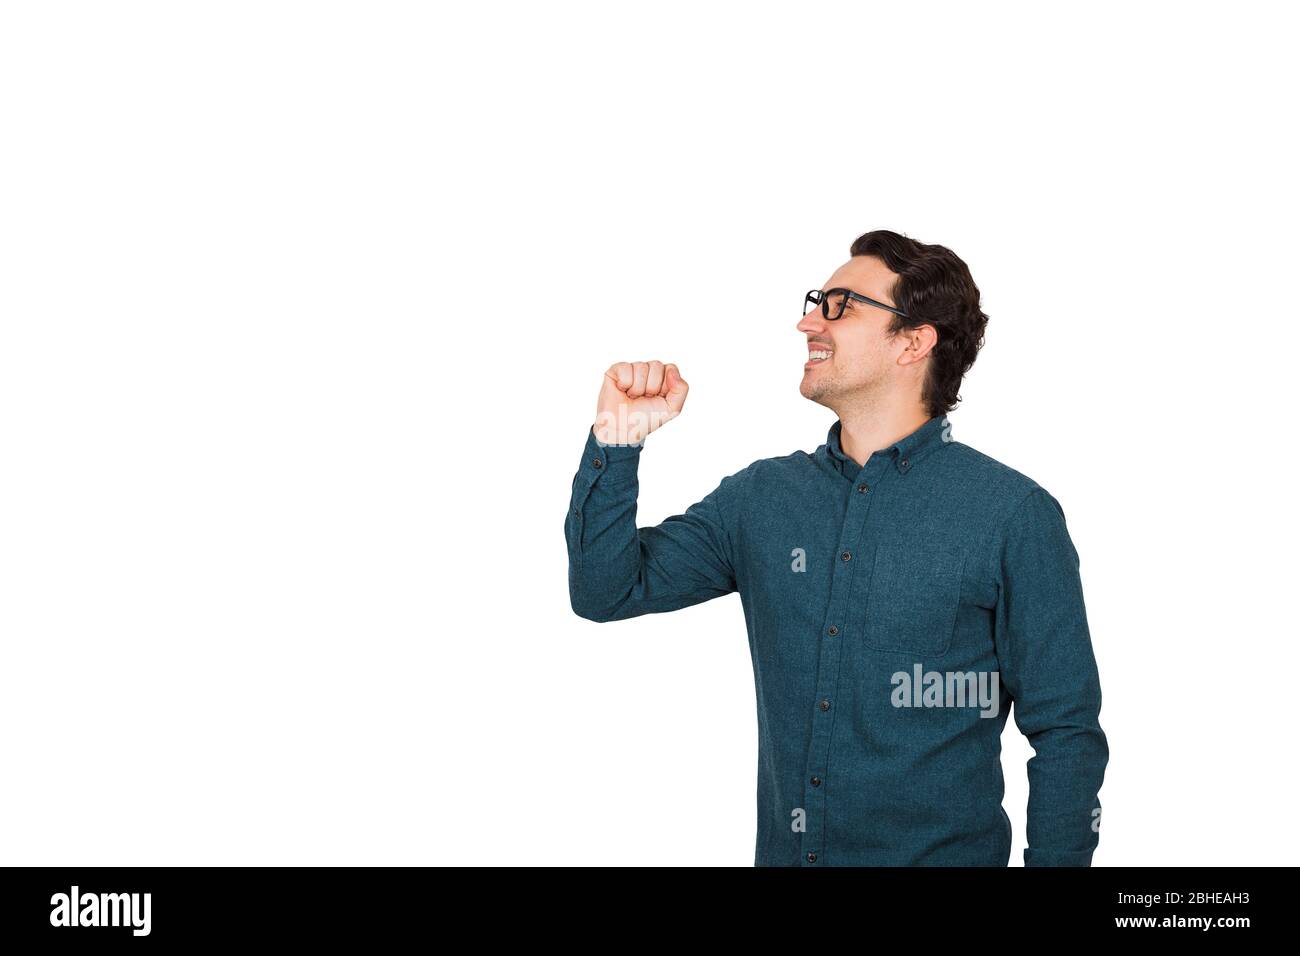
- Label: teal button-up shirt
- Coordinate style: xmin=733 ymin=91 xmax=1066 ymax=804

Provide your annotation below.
xmin=565 ymin=414 xmax=1108 ymax=866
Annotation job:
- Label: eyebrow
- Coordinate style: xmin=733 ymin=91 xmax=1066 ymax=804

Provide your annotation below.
xmin=830 ymin=287 xmax=868 ymax=303
xmin=844 ymin=287 xmax=891 ymax=306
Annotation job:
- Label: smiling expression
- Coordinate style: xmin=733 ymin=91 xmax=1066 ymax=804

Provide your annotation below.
xmin=797 ymin=254 xmax=916 ymax=408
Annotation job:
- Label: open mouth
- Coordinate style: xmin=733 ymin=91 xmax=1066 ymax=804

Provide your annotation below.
xmin=806 ymin=348 xmax=833 ymax=367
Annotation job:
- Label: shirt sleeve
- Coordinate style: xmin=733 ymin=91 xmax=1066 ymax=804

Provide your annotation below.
xmin=565 ymin=425 xmax=739 ymax=623
xmin=994 ymin=487 xmax=1109 ymax=866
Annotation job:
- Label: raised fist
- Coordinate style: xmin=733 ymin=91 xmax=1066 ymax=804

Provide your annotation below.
xmin=592 ymin=361 xmax=688 ymax=445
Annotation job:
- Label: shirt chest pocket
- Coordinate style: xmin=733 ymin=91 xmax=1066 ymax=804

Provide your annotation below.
xmin=850 ymin=541 xmax=967 ymax=658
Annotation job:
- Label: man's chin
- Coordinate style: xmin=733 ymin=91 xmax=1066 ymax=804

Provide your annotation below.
xmin=799 ymin=375 xmax=833 ymax=407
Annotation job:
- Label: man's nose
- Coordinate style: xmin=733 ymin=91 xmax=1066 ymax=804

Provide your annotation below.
xmin=797 ymin=309 xmax=825 ymax=335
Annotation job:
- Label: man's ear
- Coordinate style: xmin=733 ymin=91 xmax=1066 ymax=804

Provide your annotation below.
xmin=898 ymin=324 xmax=939 ymax=366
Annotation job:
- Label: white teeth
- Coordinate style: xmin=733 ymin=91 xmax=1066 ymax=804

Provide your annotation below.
xmin=809 ymin=350 xmax=833 ymax=361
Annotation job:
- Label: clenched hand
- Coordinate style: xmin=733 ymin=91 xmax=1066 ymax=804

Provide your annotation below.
xmin=592 ymin=361 xmax=689 ymax=445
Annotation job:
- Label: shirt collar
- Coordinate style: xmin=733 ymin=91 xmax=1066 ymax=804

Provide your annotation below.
xmin=824 ymin=414 xmax=951 ymax=476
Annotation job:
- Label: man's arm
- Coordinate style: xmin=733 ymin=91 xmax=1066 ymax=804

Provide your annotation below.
xmin=565 ymin=361 xmax=739 ymax=623
xmin=566 ymin=426 xmax=738 ymax=622
xmin=994 ymin=487 xmax=1109 ymax=866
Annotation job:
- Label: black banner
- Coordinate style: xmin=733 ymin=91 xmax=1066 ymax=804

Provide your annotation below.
xmin=0 ymin=866 xmax=1282 ymax=942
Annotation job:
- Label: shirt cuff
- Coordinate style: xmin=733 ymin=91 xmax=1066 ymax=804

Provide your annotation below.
xmin=580 ymin=424 xmax=643 ymax=482
xmin=1023 ymin=847 xmax=1095 ymax=867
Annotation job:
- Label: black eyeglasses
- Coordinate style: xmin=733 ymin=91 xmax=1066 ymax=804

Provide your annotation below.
xmin=804 ymin=287 xmax=909 ymax=321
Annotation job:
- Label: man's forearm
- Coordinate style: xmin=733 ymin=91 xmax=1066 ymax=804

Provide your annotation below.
xmin=1023 ymin=714 xmax=1108 ymax=866
xmin=566 ymin=426 xmax=648 ymax=622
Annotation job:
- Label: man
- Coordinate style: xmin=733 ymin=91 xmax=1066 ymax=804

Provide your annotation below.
xmin=564 ymin=229 xmax=1108 ymax=866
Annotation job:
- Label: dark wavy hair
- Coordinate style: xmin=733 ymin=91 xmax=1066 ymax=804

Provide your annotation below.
xmin=849 ymin=229 xmax=989 ymax=419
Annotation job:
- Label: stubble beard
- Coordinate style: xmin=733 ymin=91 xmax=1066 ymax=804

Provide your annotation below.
xmin=800 ymin=373 xmax=834 ymax=408
xmin=801 ymin=364 xmax=849 ymax=409
xmin=802 ymin=363 xmax=884 ymax=416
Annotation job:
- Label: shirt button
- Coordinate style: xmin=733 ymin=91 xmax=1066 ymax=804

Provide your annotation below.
xmin=592 ymin=458 xmax=603 ymax=468
xmin=810 ymin=776 xmax=821 ymax=787
xmin=857 ymin=483 xmax=869 ymax=493
xmin=573 ymin=507 xmax=580 ymax=516
xmin=819 ymin=698 xmax=831 ymax=711
xmin=806 ymin=852 xmax=818 ymax=863
xmin=840 ymin=550 xmax=852 ymax=561
xmin=900 ymin=458 xmax=909 ymax=468
xmin=827 ymin=625 xmax=838 ymax=636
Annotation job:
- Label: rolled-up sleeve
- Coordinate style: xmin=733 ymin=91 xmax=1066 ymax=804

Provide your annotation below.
xmin=565 ymin=426 xmax=739 ymax=623
xmin=994 ymin=487 xmax=1109 ymax=866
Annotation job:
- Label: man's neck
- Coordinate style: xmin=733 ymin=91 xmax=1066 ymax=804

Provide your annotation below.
xmin=836 ymin=399 xmax=932 ymax=468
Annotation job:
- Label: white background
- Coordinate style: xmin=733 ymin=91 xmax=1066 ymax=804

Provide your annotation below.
xmin=2 ymin=1 xmax=1297 ymax=865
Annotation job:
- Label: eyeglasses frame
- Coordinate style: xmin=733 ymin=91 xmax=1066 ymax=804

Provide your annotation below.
xmin=805 ymin=287 xmax=910 ymax=321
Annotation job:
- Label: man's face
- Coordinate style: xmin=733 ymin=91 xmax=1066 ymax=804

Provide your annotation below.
xmin=797 ymin=255 xmax=907 ymax=410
